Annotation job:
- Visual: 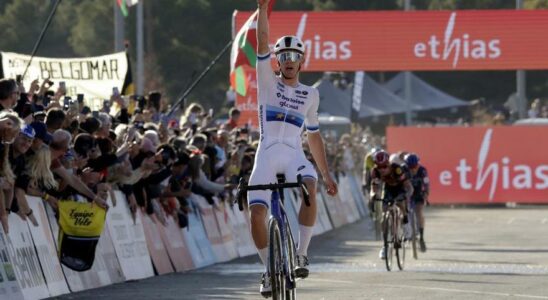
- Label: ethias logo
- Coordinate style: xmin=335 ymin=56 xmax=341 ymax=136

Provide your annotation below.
xmin=413 ymin=12 xmax=501 ymax=68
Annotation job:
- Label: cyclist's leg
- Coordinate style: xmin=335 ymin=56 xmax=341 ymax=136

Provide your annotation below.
xmin=286 ymin=153 xmax=317 ymax=257
xmin=248 ymin=153 xmax=277 ymax=268
xmin=414 ymin=198 xmax=427 ymax=251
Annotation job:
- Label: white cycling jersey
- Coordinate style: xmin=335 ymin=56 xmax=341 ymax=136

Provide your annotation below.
xmin=247 ymin=52 xmax=320 ymax=208
xmin=256 ymin=52 xmax=320 ymax=150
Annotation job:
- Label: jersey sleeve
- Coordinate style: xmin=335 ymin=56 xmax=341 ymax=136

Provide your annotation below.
xmin=304 ymin=88 xmax=320 ymax=133
xmin=420 ymin=167 xmax=430 ymax=184
xmin=256 ymin=52 xmax=276 ymax=104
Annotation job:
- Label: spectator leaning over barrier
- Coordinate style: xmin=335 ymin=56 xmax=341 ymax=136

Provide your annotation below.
xmin=48 ymin=130 xmax=108 ymax=209
xmin=10 ymin=125 xmax=41 ymax=226
xmin=0 ymin=111 xmax=23 ymax=232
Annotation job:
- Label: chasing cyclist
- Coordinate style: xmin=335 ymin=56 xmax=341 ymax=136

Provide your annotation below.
xmin=404 ymin=153 xmax=430 ymax=252
xmin=369 ymin=150 xmax=413 ymax=259
xmin=251 ymin=0 xmax=338 ymax=297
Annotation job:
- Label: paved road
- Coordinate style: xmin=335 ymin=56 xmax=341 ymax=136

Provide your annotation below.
xmin=56 ymin=206 xmax=548 ymax=300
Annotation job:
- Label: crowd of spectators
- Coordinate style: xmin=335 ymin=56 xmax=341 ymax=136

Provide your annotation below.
xmin=0 ymin=77 xmax=273 ymax=233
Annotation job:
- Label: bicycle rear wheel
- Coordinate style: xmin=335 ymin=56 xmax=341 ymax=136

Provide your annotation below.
xmin=383 ymin=212 xmax=394 ymax=271
xmin=269 ymin=218 xmax=285 ymax=299
xmin=285 ymin=221 xmax=297 ymax=300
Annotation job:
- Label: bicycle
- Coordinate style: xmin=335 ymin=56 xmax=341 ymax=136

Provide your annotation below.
xmin=381 ymin=195 xmax=406 ymax=271
xmin=236 ymin=174 xmax=310 ymax=300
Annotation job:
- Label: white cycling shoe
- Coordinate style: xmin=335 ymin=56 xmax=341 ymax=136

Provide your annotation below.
xmin=295 ymin=255 xmax=310 ymax=279
xmin=260 ymin=272 xmax=272 ymax=298
xmin=379 ymin=247 xmax=386 ymax=259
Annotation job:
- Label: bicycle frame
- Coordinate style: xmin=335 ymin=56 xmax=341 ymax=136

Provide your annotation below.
xmin=235 ymin=175 xmax=309 ymax=297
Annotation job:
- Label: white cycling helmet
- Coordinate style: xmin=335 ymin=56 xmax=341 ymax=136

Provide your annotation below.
xmin=389 ymin=153 xmax=404 ymax=165
xmin=274 ymin=35 xmax=305 ymax=55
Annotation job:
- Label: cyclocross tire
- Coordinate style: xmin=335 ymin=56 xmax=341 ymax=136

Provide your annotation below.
xmin=269 ymin=218 xmax=285 ymax=299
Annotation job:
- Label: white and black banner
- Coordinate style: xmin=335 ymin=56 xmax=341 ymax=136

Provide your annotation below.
xmin=1 ymin=51 xmax=128 ymax=101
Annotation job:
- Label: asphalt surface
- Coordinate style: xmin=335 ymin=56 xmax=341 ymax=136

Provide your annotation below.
xmin=55 ymin=206 xmax=548 ymax=300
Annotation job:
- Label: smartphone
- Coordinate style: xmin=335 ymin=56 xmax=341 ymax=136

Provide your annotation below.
xmin=113 ymin=87 xmax=120 ymax=97
xmin=59 ymin=81 xmax=66 ymax=91
xmin=208 ymin=108 xmax=214 ymax=117
xmin=77 ymin=94 xmax=84 ymax=104
xmin=103 ymin=100 xmax=110 ymax=112
xmin=63 ymin=96 xmax=70 ymax=108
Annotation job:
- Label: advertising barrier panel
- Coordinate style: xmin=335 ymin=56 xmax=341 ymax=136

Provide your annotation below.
xmin=387 ymin=126 xmax=548 ymax=204
xmin=235 ymin=10 xmax=548 ymax=71
xmin=185 ymin=195 xmax=216 ymax=267
xmin=106 ymin=191 xmax=154 ymax=281
xmin=141 ymin=213 xmax=174 ymax=275
xmin=225 ymin=206 xmax=255 ymax=257
xmin=0 ymin=224 xmax=24 ymax=300
xmin=212 ymin=201 xmax=239 ymax=261
xmin=158 ymin=216 xmax=194 ymax=272
xmin=4 ymin=214 xmax=50 ymax=300
xmin=26 ymin=197 xmax=70 ymax=297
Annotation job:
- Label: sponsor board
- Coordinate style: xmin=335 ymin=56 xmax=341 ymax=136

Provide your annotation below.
xmin=4 ymin=214 xmax=50 ymax=299
xmin=0 ymin=223 xmax=24 ymax=300
xmin=26 ymin=197 xmax=70 ymax=297
xmin=140 ymin=213 xmax=174 ymax=275
xmin=235 ymin=10 xmax=548 ymax=71
xmin=106 ymin=191 xmax=154 ymax=281
xmin=387 ymin=126 xmax=548 ymax=204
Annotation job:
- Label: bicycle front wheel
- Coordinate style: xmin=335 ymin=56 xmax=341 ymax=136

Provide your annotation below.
xmin=383 ymin=212 xmax=394 ymax=271
xmin=285 ymin=221 xmax=297 ymax=300
xmin=269 ymin=218 xmax=285 ymax=299
xmin=396 ymin=222 xmax=406 ymax=271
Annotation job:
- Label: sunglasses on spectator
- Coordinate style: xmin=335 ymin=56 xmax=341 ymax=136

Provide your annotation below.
xmin=276 ymin=51 xmax=303 ymax=63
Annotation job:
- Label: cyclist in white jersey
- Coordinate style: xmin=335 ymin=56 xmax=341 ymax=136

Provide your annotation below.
xmin=252 ymin=0 xmax=338 ymax=296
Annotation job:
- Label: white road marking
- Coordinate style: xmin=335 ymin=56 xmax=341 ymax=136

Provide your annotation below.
xmin=305 ymin=278 xmax=354 ymax=285
xmin=473 ymin=217 xmax=483 ymax=224
xmin=370 ymin=283 xmax=548 ymax=299
xmin=507 ymin=217 xmax=515 ymax=224
xmin=541 ymin=218 xmax=547 ymax=224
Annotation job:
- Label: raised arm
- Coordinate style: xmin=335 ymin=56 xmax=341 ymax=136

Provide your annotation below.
xmin=257 ymin=0 xmax=270 ymax=55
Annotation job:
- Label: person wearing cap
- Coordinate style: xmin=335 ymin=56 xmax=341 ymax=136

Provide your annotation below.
xmin=33 ymin=110 xmax=46 ymax=123
xmin=29 ymin=121 xmax=53 ymax=152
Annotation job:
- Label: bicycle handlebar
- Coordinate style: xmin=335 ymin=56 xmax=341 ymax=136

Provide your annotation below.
xmin=234 ymin=174 xmax=310 ymax=211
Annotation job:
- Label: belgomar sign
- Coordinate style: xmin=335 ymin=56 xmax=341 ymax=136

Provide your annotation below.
xmin=1 ymin=51 xmax=128 ymax=101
